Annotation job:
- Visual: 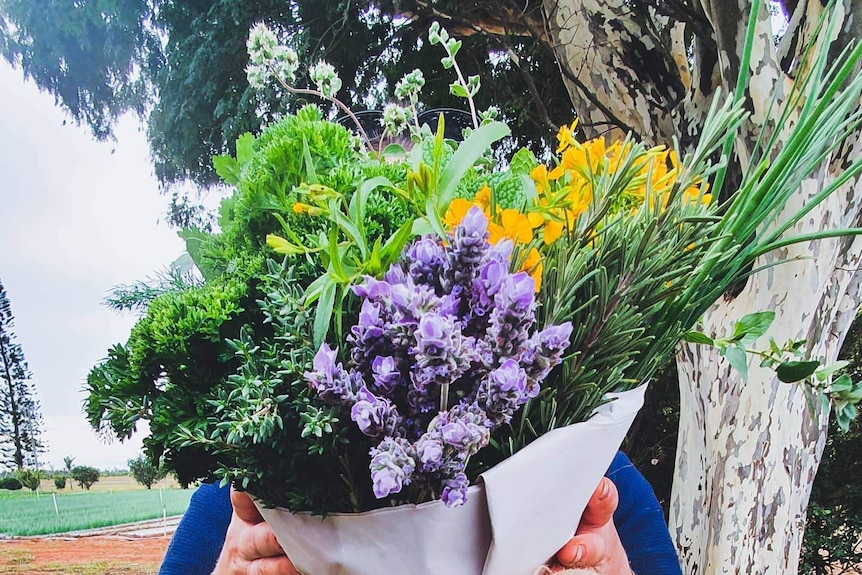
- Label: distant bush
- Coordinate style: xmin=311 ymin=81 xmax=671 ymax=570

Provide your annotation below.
xmin=70 ymin=466 xmax=100 ymax=490
xmin=16 ymin=469 xmax=42 ymax=491
xmin=53 ymin=474 xmax=67 ymax=489
xmin=0 ymin=477 xmax=21 ymax=490
xmin=128 ymin=455 xmax=165 ymax=489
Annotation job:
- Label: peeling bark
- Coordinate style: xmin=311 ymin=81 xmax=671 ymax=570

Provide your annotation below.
xmin=538 ymin=0 xmax=862 ymax=573
xmin=541 ymin=0 xmax=688 ymax=142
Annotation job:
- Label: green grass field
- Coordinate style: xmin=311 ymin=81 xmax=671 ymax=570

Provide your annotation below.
xmin=0 ymin=481 xmax=193 ymax=536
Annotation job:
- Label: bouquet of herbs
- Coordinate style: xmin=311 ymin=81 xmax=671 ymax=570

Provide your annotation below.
xmin=87 ymin=3 xmax=862 ymax=546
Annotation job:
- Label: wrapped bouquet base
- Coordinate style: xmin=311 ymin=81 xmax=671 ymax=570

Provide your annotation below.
xmin=257 ymin=384 xmax=646 ymax=575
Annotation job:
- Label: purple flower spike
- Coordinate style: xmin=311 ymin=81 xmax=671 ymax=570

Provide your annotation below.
xmin=460 ymin=206 xmax=489 ymax=238
xmin=406 ymin=237 xmax=447 ymax=288
xmin=440 ymin=472 xmax=469 ymax=507
xmin=349 ymin=300 xmax=387 ymax=373
xmin=445 ymin=207 xmax=490 ymax=294
xmin=490 ymin=358 xmax=528 ymax=394
xmin=486 ymin=238 xmax=514 ymax=264
xmin=487 ymin=272 xmax=537 ymax=360
xmin=352 ymin=276 xmax=392 ymax=300
xmin=498 ymin=272 xmax=536 ymax=312
xmin=369 ymin=437 xmax=416 ymax=499
xmin=413 ymin=431 xmax=445 ymax=472
xmin=435 ymin=404 xmax=490 ymax=457
xmin=351 ymin=387 xmax=400 ymax=438
xmin=371 ymin=356 xmax=401 ymax=394
xmin=304 ymin=344 xmax=358 ymax=405
xmin=521 ymin=322 xmax=574 ymax=389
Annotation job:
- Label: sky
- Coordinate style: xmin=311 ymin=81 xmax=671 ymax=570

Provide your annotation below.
xmin=0 ymin=61 xmax=188 ymax=471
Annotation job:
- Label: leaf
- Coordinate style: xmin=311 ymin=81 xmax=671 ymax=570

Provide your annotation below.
xmin=302 ymin=136 xmax=319 ymax=184
xmin=178 ymin=228 xmax=220 ymax=281
xmin=776 ymin=360 xmax=820 ymax=383
xmin=381 ymin=143 xmax=407 ymax=159
xmin=510 ymin=147 xmax=539 ymax=175
xmin=329 ymin=202 xmax=368 ymax=259
xmin=682 ymin=331 xmax=714 ymax=346
xmin=313 ymin=279 xmax=337 ymax=348
xmin=380 ymin=219 xmax=415 ymax=266
xmin=350 ymin=176 xmax=392 ymax=225
xmin=437 ymin=121 xmax=510 ymax=209
xmin=723 ymin=346 xmax=749 ymax=382
xmin=235 ymin=132 xmax=255 ymax=166
xmin=449 ymin=83 xmax=469 ymax=98
xmin=212 ymin=155 xmax=240 ymax=185
xmin=425 ymin=195 xmax=449 ymax=240
xmin=831 ymin=373 xmax=853 ymax=393
xmin=327 ymin=230 xmax=347 ymax=282
xmin=732 ymin=311 xmax=775 ymax=343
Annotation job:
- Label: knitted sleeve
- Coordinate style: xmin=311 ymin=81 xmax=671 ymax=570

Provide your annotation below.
xmin=158 ymin=482 xmax=232 ymax=575
xmin=607 ymin=452 xmax=683 ymax=575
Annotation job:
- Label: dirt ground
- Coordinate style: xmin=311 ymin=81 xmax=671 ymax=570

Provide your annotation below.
xmin=0 ymin=535 xmax=170 ymax=575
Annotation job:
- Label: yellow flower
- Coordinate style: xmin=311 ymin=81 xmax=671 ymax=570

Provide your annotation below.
xmin=527 ymin=212 xmax=545 ymax=229
xmin=531 ymin=165 xmax=550 ymax=193
xmin=474 ymin=185 xmax=492 ymax=210
xmin=556 ymin=120 xmax=579 ymax=154
xmin=488 ymin=209 xmax=534 ymax=245
xmin=548 ymin=165 xmax=565 ymax=181
xmin=444 ymin=198 xmax=474 ymax=229
xmin=521 ymin=247 xmax=543 ymax=292
xmin=292 ymin=202 xmax=322 ymax=216
xmin=543 ymin=220 xmax=564 ymax=245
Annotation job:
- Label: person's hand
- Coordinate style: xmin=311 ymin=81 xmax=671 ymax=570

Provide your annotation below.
xmin=211 ymin=488 xmax=297 ymax=575
xmin=545 ymin=477 xmax=634 ymax=574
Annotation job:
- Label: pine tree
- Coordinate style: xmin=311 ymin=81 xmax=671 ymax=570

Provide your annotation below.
xmin=0 ymin=278 xmax=45 ymax=471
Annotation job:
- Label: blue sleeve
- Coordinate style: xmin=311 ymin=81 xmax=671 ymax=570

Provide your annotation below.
xmin=159 ymin=482 xmax=232 ymax=575
xmin=606 ymin=452 xmax=682 ymax=575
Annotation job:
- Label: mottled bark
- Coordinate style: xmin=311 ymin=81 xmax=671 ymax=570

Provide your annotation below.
xmin=540 ymin=0 xmax=862 ymax=573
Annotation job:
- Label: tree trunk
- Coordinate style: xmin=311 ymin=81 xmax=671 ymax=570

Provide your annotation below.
xmin=540 ymin=0 xmax=862 ymax=571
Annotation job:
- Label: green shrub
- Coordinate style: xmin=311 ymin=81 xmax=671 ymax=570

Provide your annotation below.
xmin=53 ymin=474 xmax=67 ymax=489
xmin=0 ymin=477 xmax=22 ymax=490
xmin=70 ymin=466 xmax=100 ymax=490
xmin=16 ymin=468 xmax=42 ymax=491
xmin=128 ymin=455 xmax=164 ymax=489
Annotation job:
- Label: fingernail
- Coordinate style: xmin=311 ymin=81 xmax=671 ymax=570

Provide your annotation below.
xmin=599 ymin=478 xmax=610 ymax=499
xmin=573 ymin=545 xmax=584 ymax=563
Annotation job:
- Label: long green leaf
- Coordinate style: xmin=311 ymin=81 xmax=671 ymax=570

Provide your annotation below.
xmin=436 ymin=121 xmax=510 ymax=209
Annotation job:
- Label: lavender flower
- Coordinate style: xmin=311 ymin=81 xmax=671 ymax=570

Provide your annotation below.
xmin=413 ymin=431 xmax=445 ymax=472
xmin=487 ymin=272 xmax=536 ymax=359
xmin=445 ymin=206 xmax=489 ymax=294
xmin=405 ymin=236 xmax=447 ymax=290
xmin=409 ymin=313 xmax=471 ymax=413
xmin=351 ymin=387 xmax=401 ymax=438
xmin=371 ymin=356 xmax=401 ymax=394
xmin=304 ymin=344 xmax=359 ymax=405
xmin=477 ymin=358 xmax=531 ymax=425
xmin=349 ymin=299 xmax=388 ymax=373
xmin=433 ymin=403 xmax=490 ymax=458
xmin=369 ymin=437 xmax=416 ymax=498
xmin=440 ymin=472 xmax=469 ymax=507
xmin=520 ymin=322 xmax=574 ymax=392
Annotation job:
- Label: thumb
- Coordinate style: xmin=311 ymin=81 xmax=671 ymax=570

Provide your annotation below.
xmin=578 ymin=477 xmax=618 ymax=528
xmin=230 ymin=487 xmax=264 ymax=524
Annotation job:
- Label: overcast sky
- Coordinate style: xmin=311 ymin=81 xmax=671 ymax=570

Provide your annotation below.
xmin=0 ymin=61 xmax=188 ymax=471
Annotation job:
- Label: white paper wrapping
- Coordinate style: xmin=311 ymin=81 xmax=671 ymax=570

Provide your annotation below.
xmin=257 ymin=385 xmax=646 ymax=575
